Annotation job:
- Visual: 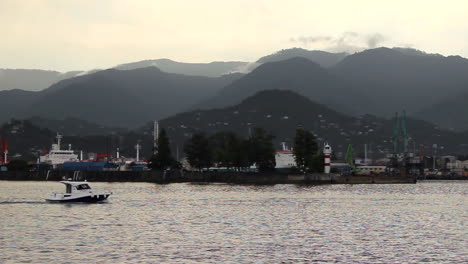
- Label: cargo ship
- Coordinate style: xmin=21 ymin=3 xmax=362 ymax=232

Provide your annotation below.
xmin=39 ymin=133 xmax=78 ymax=168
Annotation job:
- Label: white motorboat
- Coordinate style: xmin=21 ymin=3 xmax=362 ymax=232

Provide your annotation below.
xmin=46 ymin=181 xmax=112 ymax=203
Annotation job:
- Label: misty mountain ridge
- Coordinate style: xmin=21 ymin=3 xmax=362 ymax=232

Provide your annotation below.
xmin=2 ymin=46 xmax=465 ymax=93
xmin=2 ymin=90 xmax=468 ymax=159
xmin=0 ymin=89 xmax=38 ymax=123
xmin=391 ymin=47 xmax=443 ymax=57
xmin=158 ymin=90 xmax=468 ymax=156
xmin=26 ymin=116 xmax=127 ymax=136
xmin=0 ymin=69 xmax=84 ymax=92
xmin=0 ymin=48 xmax=349 ymax=93
xmin=331 ymin=47 xmax=468 ymax=118
xmin=1 ymin=47 xmax=468 ymax=130
xmin=114 ymin=59 xmax=250 ymax=77
xmin=114 ymin=48 xmax=351 ymax=77
xmin=414 ymin=92 xmax=468 ymax=131
xmin=193 ymin=47 xmax=468 ymax=130
xmin=195 ymin=56 xmax=373 ymax=115
xmin=0 ymin=67 xmax=242 ymax=128
xmin=257 ymin=48 xmax=349 ymax=67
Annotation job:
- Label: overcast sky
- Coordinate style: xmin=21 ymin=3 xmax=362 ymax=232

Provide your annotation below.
xmin=1 ymin=0 xmax=467 ymax=71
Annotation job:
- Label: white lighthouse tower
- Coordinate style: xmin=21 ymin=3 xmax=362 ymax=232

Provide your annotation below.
xmin=323 ymin=143 xmax=332 ymax=174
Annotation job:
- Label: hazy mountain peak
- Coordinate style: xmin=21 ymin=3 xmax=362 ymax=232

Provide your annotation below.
xmin=392 ymin=47 xmax=442 ymax=57
xmin=349 ymin=47 xmax=397 ymax=57
xmin=0 ymin=69 xmax=84 ymax=92
xmin=414 ymin=92 xmax=468 ymax=131
xmin=332 ymin=46 xmax=468 ymax=123
xmin=239 ymin=89 xmax=334 ymax=110
xmin=114 ymin=59 xmax=249 ymax=77
xmin=195 ymin=54 xmax=370 ymax=116
xmin=255 ymin=56 xmax=323 ymax=71
xmin=0 ymin=65 xmax=242 ymax=127
xmin=257 ymin=48 xmax=348 ymax=67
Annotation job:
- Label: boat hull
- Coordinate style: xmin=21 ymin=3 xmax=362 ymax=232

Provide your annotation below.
xmin=46 ymin=194 xmax=111 ymax=203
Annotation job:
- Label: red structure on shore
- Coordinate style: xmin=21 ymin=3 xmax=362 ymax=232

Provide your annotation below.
xmin=0 ymin=138 xmax=8 ymax=165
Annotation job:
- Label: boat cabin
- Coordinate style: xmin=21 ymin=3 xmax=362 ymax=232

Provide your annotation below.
xmin=60 ymin=181 xmax=92 ymax=193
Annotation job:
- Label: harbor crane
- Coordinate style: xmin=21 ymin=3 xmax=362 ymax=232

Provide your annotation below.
xmin=389 ymin=111 xmax=422 ymax=176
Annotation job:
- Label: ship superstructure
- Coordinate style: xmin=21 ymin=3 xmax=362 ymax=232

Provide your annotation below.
xmin=39 ymin=133 xmax=78 ymax=167
xmin=275 ymin=142 xmax=296 ymax=171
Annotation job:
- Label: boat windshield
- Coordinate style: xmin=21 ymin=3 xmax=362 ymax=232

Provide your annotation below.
xmin=76 ymin=184 xmax=91 ymax=190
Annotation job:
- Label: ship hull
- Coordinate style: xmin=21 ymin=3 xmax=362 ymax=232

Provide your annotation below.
xmin=46 ymin=194 xmax=110 ymax=203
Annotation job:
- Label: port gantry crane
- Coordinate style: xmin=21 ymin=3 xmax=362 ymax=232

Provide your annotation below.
xmin=389 ymin=111 xmax=422 ymax=176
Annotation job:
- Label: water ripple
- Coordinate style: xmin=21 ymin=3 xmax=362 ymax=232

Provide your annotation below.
xmin=0 ymin=180 xmax=466 ymax=263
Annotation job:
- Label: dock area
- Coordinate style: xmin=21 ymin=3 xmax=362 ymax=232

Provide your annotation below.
xmin=0 ymin=170 xmax=418 ymax=184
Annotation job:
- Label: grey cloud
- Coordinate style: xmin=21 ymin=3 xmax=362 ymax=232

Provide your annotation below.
xmin=399 ymin=43 xmax=415 ymax=48
xmin=290 ymin=32 xmax=387 ymax=53
xmin=290 ymin=36 xmax=332 ymax=45
xmin=332 ymin=31 xmax=361 ymax=52
xmin=326 ymin=43 xmax=363 ymax=53
xmin=366 ymin=33 xmax=385 ymax=48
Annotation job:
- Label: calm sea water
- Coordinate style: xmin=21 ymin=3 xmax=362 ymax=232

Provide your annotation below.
xmin=0 ymin=181 xmax=466 ymax=263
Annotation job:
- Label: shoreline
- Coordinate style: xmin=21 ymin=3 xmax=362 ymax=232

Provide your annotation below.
xmin=0 ymin=170 xmax=421 ymax=184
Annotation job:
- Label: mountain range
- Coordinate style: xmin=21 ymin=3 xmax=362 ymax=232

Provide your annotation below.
xmin=331 ymin=47 xmax=468 ymax=117
xmin=0 ymin=69 xmax=83 ymax=92
xmin=194 ymin=57 xmax=371 ymax=115
xmin=114 ymin=48 xmax=349 ymax=76
xmin=257 ymin=48 xmax=348 ymax=67
xmin=26 ymin=116 xmax=127 ymax=136
xmin=152 ymin=90 xmax=468 ymax=158
xmin=1 ymin=47 xmax=468 ymax=131
xmin=0 ymin=67 xmax=242 ymax=127
xmin=414 ymin=92 xmax=468 ymax=131
xmin=0 ymin=47 xmax=349 ymax=92
xmin=115 ymin=59 xmax=250 ymax=77
xmin=3 ymin=90 xmax=467 ymax=161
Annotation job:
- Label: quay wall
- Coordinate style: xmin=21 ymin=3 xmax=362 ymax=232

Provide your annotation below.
xmin=0 ymin=170 xmax=417 ymax=184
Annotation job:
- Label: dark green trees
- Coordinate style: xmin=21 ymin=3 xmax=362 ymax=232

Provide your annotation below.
xmin=231 ymin=139 xmax=251 ymax=169
xmin=149 ymin=128 xmax=174 ymax=170
xmin=209 ymin=132 xmax=249 ymax=169
xmin=183 ymin=129 xmax=276 ymax=172
xmin=248 ymin=128 xmax=276 ymax=172
xmin=308 ymin=153 xmax=325 ymax=173
xmin=293 ymin=128 xmax=319 ymax=172
xmin=6 ymin=159 xmax=29 ymax=171
xmin=183 ymin=132 xmax=213 ymax=171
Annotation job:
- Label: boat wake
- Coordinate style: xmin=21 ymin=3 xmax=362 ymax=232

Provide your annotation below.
xmin=0 ymin=200 xmax=48 ymax=204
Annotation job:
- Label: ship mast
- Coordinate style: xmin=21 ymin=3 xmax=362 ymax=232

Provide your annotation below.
xmin=153 ymin=121 xmax=159 ymax=155
xmin=135 ymin=142 xmax=141 ymax=162
xmin=56 ymin=133 xmax=63 ymax=150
